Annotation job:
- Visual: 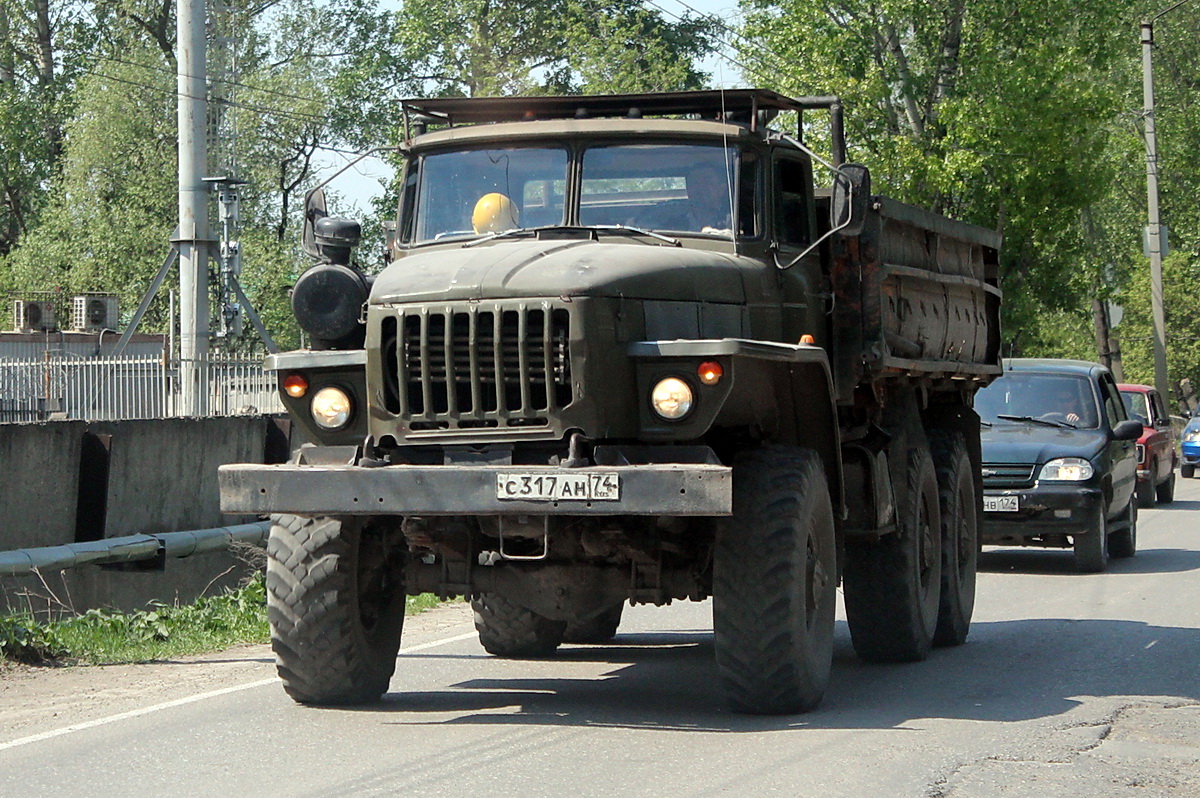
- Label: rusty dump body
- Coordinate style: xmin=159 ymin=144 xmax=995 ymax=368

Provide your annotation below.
xmin=219 ymin=89 xmax=1001 ymax=712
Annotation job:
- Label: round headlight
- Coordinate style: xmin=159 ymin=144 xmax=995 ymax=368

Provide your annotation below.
xmin=1039 ymin=457 xmax=1094 ymax=482
xmin=310 ymin=386 xmax=352 ymax=430
xmin=650 ymin=377 xmax=694 ymax=420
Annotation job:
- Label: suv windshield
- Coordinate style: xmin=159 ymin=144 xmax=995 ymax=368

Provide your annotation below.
xmin=975 ymin=372 xmax=1100 ymax=429
xmin=401 ymin=142 xmax=754 ymax=244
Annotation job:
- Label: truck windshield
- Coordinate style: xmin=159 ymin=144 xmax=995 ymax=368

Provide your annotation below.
xmin=974 ymin=373 xmax=1100 ymax=429
xmin=580 ymin=143 xmax=744 ymax=238
xmin=409 ymin=146 xmax=569 ymax=243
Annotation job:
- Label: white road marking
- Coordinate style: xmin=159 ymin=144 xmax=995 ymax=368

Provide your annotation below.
xmin=0 ymin=630 xmax=479 ymax=753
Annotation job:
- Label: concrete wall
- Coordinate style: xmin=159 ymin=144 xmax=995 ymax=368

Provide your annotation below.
xmin=0 ymin=421 xmax=85 ymax=549
xmin=0 ymin=416 xmax=289 ymax=615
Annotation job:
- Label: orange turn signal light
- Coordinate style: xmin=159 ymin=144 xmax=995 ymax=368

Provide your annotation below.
xmin=283 ymin=373 xmax=309 ymax=398
xmin=799 ymin=334 xmax=816 ymax=345
xmin=697 ymin=361 xmax=724 ymax=385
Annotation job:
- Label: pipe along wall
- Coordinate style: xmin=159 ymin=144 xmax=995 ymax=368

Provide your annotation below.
xmin=0 ymin=416 xmax=294 ymax=616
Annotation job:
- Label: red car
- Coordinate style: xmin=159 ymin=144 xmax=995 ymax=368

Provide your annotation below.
xmin=1119 ymin=383 xmax=1178 ymax=506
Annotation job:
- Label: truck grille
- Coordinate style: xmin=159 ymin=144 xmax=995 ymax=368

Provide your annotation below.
xmin=981 ymin=462 xmax=1036 ymax=488
xmin=379 ymin=303 xmax=573 ymax=428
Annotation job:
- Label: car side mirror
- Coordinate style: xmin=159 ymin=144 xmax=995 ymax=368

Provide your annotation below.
xmin=830 ymin=163 xmax=870 ymax=237
xmin=1113 ymin=419 xmax=1143 ymax=441
xmin=301 ymin=187 xmax=328 ymax=260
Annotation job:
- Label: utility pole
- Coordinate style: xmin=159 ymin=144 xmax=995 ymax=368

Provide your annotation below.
xmin=177 ymin=0 xmax=209 ymax=415
xmin=1140 ymin=0 xmax=1193 ymax=404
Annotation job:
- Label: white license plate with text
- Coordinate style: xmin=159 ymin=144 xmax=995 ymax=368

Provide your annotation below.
xmin=496 ymin=472 xmax=621 ymax=502
xmin=983 ymin=495 xmax=1020 ymax=513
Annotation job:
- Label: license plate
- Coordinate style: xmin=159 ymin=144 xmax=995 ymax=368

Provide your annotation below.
xmin=496 ymin=472 xmax=621 ymax=501
xmin=983 ymin=495 xmax=1020 ymax=513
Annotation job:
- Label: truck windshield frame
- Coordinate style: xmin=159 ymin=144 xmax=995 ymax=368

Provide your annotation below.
xmin=399 ymin=140 xmax=758 ymax=245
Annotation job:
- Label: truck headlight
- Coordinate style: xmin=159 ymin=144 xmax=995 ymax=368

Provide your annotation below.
xmin=1039 ymin=457 xmax=1094 ymax=482
xmin=650 ymin=377 xmax=694 ymax=420
xmin=310 ymin=386 xmax=352 ymax=430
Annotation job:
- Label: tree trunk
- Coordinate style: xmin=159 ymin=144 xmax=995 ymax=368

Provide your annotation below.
xmin=1092 ymin=297 xmax=1124 ymax=381
xmin=34 ymin=0 xmax=53 ymax=86
xmin=0 ymin=2 xmax=14 ymax=85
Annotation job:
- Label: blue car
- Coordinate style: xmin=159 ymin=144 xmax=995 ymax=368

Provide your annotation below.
xmin=1181 ymin=409 xmax=1200 ymax=478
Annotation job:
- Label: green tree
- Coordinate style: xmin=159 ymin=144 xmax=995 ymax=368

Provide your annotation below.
xmin=739 ymin=0 xmax=1136 ymax=355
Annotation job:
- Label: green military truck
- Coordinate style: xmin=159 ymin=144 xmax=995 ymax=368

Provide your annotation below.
xmin=220 ymin=89 xmax=1002 ymax=714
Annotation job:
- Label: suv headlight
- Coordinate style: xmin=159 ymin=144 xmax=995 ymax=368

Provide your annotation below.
xmin=1039 ymin=457 xmax=1094 ymax=482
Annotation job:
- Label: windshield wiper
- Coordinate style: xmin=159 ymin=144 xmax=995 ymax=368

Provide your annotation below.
xmin=996 ymin=414 xmax=1078 ymax=429
xmin=462 ymin=223 xmax=680 ymax=248
xmin=590 ymin=224 xmax=681 ymax=247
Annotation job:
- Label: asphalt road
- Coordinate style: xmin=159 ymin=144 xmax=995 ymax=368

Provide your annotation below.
xmin=3 ymin=481 xmax=1199 ymax=797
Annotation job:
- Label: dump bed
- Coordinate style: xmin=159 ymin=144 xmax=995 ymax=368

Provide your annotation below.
xmin=821 ymin=193 xmax=1003 ymax=401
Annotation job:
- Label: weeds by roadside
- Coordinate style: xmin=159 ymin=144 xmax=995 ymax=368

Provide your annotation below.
xmin=1 ymin=574 xmax=456 ymax=667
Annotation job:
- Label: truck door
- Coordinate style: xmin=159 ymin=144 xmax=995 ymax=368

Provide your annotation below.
xmin=771 ymin=152 xmax=824 ymax=347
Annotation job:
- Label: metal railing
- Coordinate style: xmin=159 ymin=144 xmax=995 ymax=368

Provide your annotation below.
xmin=0 ymin=521 xmax=271 ymax=576
xmin=0 ymin=352 xmax=282 ymax=423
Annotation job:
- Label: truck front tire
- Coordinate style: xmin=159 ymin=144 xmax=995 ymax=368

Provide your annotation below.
xmin=713 ymin=447 xmax=836 ymax=715
xmin=472 ymin=594 xmax=567 ymax=657
xmin=844 ymin=447 xmax=943 ymax=662
xmin=266 ymin=514 xmax=406 ymax=705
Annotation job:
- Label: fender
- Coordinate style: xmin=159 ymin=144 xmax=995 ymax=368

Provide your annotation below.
xmin=629 ymin=338 xmax=843 ymax=516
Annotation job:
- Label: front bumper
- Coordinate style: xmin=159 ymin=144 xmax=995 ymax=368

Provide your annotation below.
xmin=981 ymin=483 xmax=1102 ymax=541
xmin=1181 ymin=440 xmax=1200 ymax=466
xmin=219 ymin=462 xmax=732 ymax=517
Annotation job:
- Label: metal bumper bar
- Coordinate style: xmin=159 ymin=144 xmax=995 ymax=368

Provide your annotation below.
xmin=219 ymin=463 xmax=732 ymax=516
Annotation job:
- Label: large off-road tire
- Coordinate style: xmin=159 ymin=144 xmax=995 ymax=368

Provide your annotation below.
xmin=844 ymin=447 xmax=943 ymax=663
xmin=563 ymin=602 xmax=624 ymax=644
xmin=1181 ymin=464 xmax=1195 ymax=479
xmin=1156 ymin=470 xmax=1176 ymax=504
xmin=929 ymin=432 xmax=978 ymax=648
xmin=471 ymin=594 xmax=567 ymax=657
xmin=1109 ymin=497 xmax=1138 ymax=559
xmin=266 ymin=514 xmax=406 ymax=705
xmin=1136 ymin=470 xmax=1156 ymax=508
xmin=713 ymin=447 xmax=837 ymax=715
xmin=1073 ymin=505 xmax=1109 ymax=573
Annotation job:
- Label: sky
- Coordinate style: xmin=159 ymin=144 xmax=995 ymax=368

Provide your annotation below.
xmin=319 ymin=0 xmax=747 ymax=215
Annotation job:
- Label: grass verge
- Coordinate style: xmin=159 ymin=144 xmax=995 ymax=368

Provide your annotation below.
xmin=0 ymin=574 xmax=456 ymax=667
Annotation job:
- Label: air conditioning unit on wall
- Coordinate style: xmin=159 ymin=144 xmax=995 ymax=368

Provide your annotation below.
xmin=72 ymin=294 xmax=119 ymax=332
xmin=13 ymin=299 xmax=57 ymax=332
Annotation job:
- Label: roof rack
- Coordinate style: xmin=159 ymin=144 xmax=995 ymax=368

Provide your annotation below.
xmin=401 ymin=89 xmax=848 ymax=163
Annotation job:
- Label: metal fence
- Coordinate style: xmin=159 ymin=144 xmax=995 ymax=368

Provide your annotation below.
xmin=0 ymin=352 xmax=282 ymax=423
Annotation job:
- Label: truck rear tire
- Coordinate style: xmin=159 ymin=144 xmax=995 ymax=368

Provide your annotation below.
xmin=713 ymin=447 xmax=836 ymax=715
xmin=929 ymin=432 xmax=978 ymax=648
xmin=266 ymin=514 xmax=406 ymax=705
xmin=563 ymin=602 xmax=624 ymax=644
xmin=472 ymin=594 xmax=567 ymax=657
xmin=844 ymin=447 xmax=942 ymax=663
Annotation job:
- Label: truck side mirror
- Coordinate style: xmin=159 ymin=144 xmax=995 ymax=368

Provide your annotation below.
xmin=302 ymin=188 xmax=328 ymax=259
xmin=830 ymin=163 xmax=871 ymax=237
